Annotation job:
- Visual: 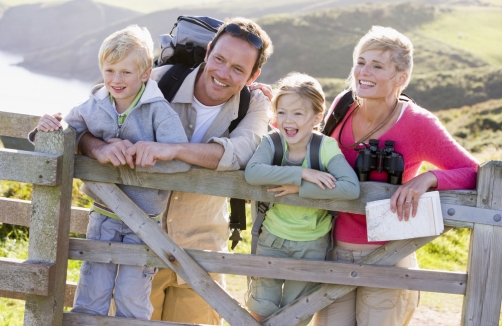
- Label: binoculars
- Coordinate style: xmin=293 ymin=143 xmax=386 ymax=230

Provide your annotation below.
xmin=354 ymin=139 xmax=404 ymax=185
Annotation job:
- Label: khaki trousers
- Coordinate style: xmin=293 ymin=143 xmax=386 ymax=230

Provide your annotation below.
xmin=150 ymin=267 xmax=221 ymax=324
xmin=312 ymin=246 xmax=419 ymax=326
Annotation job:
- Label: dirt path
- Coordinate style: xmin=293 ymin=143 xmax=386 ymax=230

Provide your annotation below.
xmin=410 ymin=305 xmax=461 ymax=326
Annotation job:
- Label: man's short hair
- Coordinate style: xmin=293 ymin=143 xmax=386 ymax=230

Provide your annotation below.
xmin=98 ymin=25 xmax=154 ymax=74
xmin=209 ymin=17 xmax=273 ymax=76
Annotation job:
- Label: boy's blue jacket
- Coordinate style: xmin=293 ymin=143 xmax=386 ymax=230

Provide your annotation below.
xmin=64 ymin=79 xmax=190 ymax=215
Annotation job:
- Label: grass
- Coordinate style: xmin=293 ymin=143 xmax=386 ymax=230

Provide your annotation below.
xmin=418 ymin=7 xmax=502 ymax=65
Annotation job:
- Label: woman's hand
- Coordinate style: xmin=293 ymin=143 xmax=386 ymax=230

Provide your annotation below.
xmin=390 ymin=172 xmax=438 ymax=221
xmin=249 ymin=82 xmax=273 ymax=101
xmin=267 ymin=184 xmax=299 ymax=197
xmin=37 ymin=113 xmax=62 ymax=132
xmin=302 ymin=168 xmax=336 ymax=190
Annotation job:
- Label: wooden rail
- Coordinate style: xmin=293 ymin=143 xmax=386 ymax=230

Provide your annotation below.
xmin=0 ymin=111 xmax=501 ymax=325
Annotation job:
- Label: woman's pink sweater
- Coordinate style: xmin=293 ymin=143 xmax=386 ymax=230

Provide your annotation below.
xmin=327 ymin=95 xmax=479 ymax=244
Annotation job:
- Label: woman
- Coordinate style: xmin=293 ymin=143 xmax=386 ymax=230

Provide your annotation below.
xmin=312 ymin=26 xmax=478 ymax=326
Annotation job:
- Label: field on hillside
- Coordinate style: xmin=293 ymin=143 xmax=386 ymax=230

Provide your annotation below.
xmin=418 ymin=7 xmax=502 ymax=65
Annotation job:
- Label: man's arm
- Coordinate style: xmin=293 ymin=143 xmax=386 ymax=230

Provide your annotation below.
xmin=126 ymin=90 xmax=271 ymax=171
xmin=127 ymin=142 xmax=224 ymax=170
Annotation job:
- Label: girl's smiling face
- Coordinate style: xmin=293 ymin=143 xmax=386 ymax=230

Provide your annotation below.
xmin=275 ymin=93 xmax=323 ymax=150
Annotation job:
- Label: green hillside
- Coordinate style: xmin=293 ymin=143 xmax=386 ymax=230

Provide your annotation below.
xmin=259 ymin=3 xmax=501 ymax=83
xmin=418 ymin=7 xmax=502 ymax=66
xmin=435 ymin=98 xmax=502 ymax=161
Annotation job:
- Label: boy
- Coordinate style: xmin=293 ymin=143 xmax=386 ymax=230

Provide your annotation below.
xmin=33 ymin=25 xmax=191 ymax=319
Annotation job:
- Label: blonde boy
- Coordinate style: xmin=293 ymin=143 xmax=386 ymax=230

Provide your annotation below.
xmin=35 ymin=25 xmax=190 ymax=319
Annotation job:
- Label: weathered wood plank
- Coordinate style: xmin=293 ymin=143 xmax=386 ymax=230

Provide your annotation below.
xmin=62 ymin=312 xmax=207 ymax=325
xmin=0 ymin=282 xmax=77 ymax=308
xmin=24 ymin=127 xmax=76 ymax=326
xmin=462 ymin=161 xmax=502 ymax=326
xmin=84 ymin=181 xmax=260 ymax=326
xmin=264 ymin=231 xmax=448 ymax=326
xmin=67 ymin=238 xmax=466 ymax=294
xmin=0 ymin=258 xmax=55 ymax=296
xmin=0 ymin=197 xmax=89 ymax=234
xmin=0 ymin=148 xmax=61 ymax=185
xmin=0 ymin=111 xmax=40 ymax=138
xmin=74 ymin=155 xmax=478 ymax=216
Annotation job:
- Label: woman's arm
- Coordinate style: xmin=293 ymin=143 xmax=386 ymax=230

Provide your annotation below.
xmin=391 ymin=108 xmax=478 ymax=220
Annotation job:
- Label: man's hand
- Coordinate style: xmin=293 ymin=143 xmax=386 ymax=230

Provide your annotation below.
xmin=267 ymin=184 xmax=299 ymax=197
xmin=37 ymin=113 xmax=62 ymax=132
xmin=93 ymin=138 xmax=134 ymax=167
xmin=125 ymin=141 xmax=178 ymax=168
xmin=302 ymin=168 xmax=336 ymax=190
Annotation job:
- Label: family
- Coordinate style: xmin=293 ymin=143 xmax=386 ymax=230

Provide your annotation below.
xmin=32 ymin=15 xmax=478 ymax=326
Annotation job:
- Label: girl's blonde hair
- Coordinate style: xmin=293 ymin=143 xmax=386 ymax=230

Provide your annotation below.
xmin=272 ymin=72 xmax=325 ymax=130
xmin=347 ymin=26 xmax=414 ymax=99
xmin=98 ymin=25 xmax=154 ymax=75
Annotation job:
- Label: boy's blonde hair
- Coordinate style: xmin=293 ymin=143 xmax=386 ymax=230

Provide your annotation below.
xmin=98 ymin=25 xmax=154 ymax=74
xmin=272 ymin=72 xmax=326 ymax=130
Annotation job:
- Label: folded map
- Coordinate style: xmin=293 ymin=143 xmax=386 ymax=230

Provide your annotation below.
xmin=366 ymin=191 xmax=444 ymax=242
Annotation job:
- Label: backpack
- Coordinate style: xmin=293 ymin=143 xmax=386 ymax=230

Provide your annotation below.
xmin=322 ymin=90 xmax=415 ymax=137
xmin=250 ymin=130 xmax=325 ymax=254
xmin=155 ymin=16 xmax=251 ymax=250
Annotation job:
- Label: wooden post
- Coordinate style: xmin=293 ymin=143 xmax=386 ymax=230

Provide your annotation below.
xmin=24 ymin=127 xmax=75 ymax=326
xmin=83 ymin=181 xmax=260 ymax=326
xmin=462 ymin=161 xmax=502 ymax=326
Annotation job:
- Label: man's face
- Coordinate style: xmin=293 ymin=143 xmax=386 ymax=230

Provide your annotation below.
xmin=195 ymin=33 xmax=261 ymax=106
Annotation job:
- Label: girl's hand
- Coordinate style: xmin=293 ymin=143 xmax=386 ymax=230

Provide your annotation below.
xmin=302 ymin=168 xmax=336 ymax=190
xmin=37 ymin=113 xmax=62 ymax=132
xmin=249 ymin=82 xmax=273 ymax=101
xmin=267 ymin=184 xmax=299 ymax=197
xmin=390 ymin=172 xmax=438 ymax=221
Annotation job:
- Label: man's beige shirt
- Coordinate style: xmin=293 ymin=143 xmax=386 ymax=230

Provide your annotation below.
xmin=151 ymin=64 xmax=270 ymax=283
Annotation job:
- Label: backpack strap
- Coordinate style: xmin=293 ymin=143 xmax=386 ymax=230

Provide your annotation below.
xmin=157 ymin=63 xmax=195 ymax=103
xmin=309 ymin=133 xmax=324 ymax=172
xmin=323 ymin=91 xmax=354 ymax=137
xmin=228 ymin=86 xmax=251 ymax=249
xmin=229 ymin=86 xmax=251 ymax=132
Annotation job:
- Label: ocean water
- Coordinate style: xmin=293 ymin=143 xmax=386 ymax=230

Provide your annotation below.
xmin=0 ymin=51 xmax=93 ymax=117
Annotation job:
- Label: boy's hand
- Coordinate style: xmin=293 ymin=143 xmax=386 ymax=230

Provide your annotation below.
xmin=93 ymin=138 xmax=133 ymax=167
xmin=37 ymin=113 xmax=62 ymax=132
xmin=302 ymin=168 xmax=336 ymax=190
xmin=268 ymin=184 xmax=299 ymax=197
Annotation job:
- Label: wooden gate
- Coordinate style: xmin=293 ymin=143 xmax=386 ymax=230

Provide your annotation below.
xmin=0 ymin=112 xmax=501 ymax=325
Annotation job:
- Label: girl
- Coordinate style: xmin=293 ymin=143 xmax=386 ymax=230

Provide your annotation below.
xmin=244 ymin=72 xmax=360 ymax=324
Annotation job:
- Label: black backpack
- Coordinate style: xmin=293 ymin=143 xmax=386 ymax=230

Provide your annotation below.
xmin=155 ymin=16 xmax=251 ymax=250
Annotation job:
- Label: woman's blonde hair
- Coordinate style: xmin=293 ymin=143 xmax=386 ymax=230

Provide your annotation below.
xmin=98 ymin=25 xmax=154 ymax=75
xmin=272 ymin=72 xmax=325 ymax=130
xmin=347 ymin=26 xmax=414 ymax=99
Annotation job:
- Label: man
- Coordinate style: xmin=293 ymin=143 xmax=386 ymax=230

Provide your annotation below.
xmin=78 ymin=17 xmax=273 ymax=324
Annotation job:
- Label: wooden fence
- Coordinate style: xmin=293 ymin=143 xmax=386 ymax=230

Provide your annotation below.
xmin=0 ymin=111 xmax=501 ymax=326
